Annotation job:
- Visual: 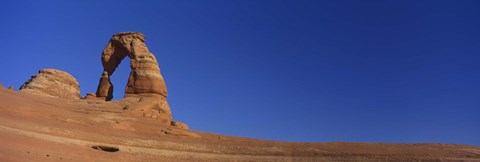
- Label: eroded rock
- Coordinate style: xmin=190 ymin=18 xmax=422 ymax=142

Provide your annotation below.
xmin=96 ymin=32 xmax=168 ymax=100
xmin=95 ymin=32 xmax=175 ymax=125
xmin=19 ymin=69 xmax=80 ymax=99
xmin=82 ymin=93 xmax=99 ymax=100
xmin=125 ymin=94 xmax=172 ymax=125
xmin=171 ymin=121 xmax=189 ymax=130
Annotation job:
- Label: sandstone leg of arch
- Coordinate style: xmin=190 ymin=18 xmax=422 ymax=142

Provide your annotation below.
xmin=96 ymin=71 xmax=113 ymax=101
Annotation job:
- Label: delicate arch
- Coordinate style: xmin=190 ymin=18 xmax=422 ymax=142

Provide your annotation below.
xmin=95 ymin=32 xmax=168 ymax=101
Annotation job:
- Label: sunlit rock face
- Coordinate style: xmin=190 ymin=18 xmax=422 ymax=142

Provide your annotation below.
xmin=19 ymin=68 xmax=81 ymax=99
xmin=95 ymin=32 xmax=176 ymax=127
xmin=96 ymin=32 xmax=168 ymax=100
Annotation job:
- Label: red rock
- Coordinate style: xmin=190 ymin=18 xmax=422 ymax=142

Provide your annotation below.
xmin=95 ymin=32 xmax=173 ymax=124
xmin=171 ymin=121 xmax=189 ymax=130
xmin=19 ymin=69 xmax=80 ymax=99
xmin=96 ymin=32 xmax=168 ymax=100
xmin=82 ymin=93 xmax=99 ymax=100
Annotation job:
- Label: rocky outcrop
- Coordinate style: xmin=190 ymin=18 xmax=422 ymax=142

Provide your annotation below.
xmin=82 ymin=93 xmax=99 ymax=100
xmin=1 ymin=83 xmax=16 ymax=91
xmin=122 ymin=94 xmax=172 ymax=125
xmin=171 ymin=121 xmax=189 ymax=130
xmin=96 ymin=32 xmax=168 ymax=100
xmin=19 ymin=69 xmax=80 ymax=99
xmin=15 ymin=33 xmax=186 ymax=129
xmin=95 ymin=32 xmax=175 ymax=127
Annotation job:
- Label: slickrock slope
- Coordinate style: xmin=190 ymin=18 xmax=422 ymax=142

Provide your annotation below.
xmin=0 ymin=87 xmax=479 ymax=161
xmin=19 ymin=69 xmax=80 ymax=99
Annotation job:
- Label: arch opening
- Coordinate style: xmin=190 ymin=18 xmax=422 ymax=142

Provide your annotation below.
xmin=109 ymin=58 xmax=130 ymax=100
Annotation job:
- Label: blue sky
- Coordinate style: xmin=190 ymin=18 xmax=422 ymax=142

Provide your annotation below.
xmin=1 ymin=0 xmax=479 ymax=145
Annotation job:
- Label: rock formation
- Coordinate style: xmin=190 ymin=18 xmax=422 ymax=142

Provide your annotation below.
xmin=95 ymin=32 xmax=176 ymax=126
xmin=96 ymin=32 xmax=168 ymax=100
xmin=15 ymin=32 xmax=185 ymax=129
xmin=171 ymin=121 xmax=189 ymax=130
xmin=19 ymin=69 xmax=80 ymax=99
xmin=82 ymin=93 xmax=98 ymax=100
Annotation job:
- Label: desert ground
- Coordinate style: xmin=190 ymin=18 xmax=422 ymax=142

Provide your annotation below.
xmin=0 ymin=86 xmax=479 ymax=162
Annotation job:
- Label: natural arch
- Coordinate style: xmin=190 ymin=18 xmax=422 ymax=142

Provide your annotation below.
xmin=95 ymin=32 xmax=173 ymax=124
xmin=95 ymin=32 xmax=168 ymax=101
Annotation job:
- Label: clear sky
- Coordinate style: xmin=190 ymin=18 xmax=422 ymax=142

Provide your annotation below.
xmin=1 ymin=0 xmax=479 ymax=146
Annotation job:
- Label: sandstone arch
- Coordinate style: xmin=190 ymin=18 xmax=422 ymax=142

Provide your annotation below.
xmin=95 ymin=32 xmax=173 ymax=123
xmin=96 ymin=32 xmax=168 ymax=101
